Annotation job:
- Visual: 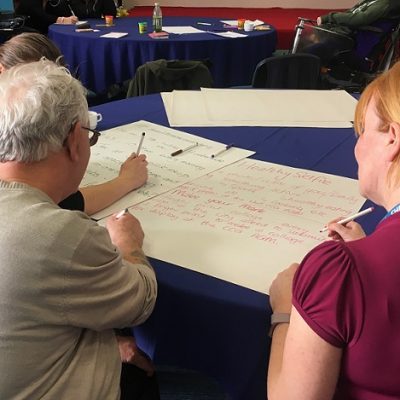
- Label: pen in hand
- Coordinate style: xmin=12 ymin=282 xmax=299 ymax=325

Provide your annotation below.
xmin=320 ymin=206 xmax=374 ymax=233
xmin=136 ymin=132 xmax=145 ymax=156
xmin=116 ymin=208 xmax=129 ymax=219
xmin=66 ymin=0 xmax=76 ymax=16
xmin=211 ymin=143 xmax=234 ymax=158
xmin=171 ymin=142 xmax=198 ymax=157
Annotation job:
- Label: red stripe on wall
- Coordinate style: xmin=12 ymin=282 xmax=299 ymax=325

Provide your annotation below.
xmin=128 ymin=6 xmax=342 ymax=48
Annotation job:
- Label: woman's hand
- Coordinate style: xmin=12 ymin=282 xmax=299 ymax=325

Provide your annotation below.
xmin=57 ymin=16 xmax=78 ymax=25
xmin=269 ymin=263 xmax=299 ymax=313
xmin=327 ymin=220 xmax=366 ymax=242
xmin=118 ymin=153 xmax=148 ymax=192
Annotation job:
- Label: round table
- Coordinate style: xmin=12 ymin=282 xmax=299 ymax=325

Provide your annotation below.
xmin=91 ymin=93 xmax=383 ymax=400
xmin=48 ymin=16 xmax=277 ymax=93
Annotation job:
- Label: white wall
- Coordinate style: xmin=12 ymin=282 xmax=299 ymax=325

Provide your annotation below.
xmin=124 ymin=0 xmax=354 ymax=9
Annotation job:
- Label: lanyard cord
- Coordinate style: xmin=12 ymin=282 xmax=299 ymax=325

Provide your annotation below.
xmin=381 ymin=203 xmax=400 ymax=222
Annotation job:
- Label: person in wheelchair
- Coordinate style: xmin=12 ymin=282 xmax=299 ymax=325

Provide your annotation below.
xmin=317 ymin=0 xmax=398 ymax=35
xmin=301 ymin=0 xmax=400 ymax=68
xmin=46 ymin=0 xmax=117 ymax=20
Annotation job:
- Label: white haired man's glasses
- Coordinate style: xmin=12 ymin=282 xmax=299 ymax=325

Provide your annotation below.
xmin=81 ymin=126 xmax=101 ymax=146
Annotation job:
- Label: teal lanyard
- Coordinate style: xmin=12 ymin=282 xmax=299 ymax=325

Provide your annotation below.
xmin=381 ymin=203 xmax=400 ymax=222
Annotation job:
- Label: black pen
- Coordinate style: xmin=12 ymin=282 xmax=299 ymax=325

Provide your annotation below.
xmin=171 ymin=142 xmax=198 ymax=157
xmin=211 ymin=143 xmax=234 ymax=158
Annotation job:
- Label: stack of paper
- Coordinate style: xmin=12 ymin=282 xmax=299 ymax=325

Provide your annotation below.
xmin=161 ymin=88 xmax=358 ymax=128
xmin=162 ymin=26 xmax=204 ymax=34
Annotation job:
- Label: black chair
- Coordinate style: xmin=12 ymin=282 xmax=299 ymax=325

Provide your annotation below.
xmin=126 ymin=59 xmax=213 ymax=97
xmin=251 ymin=53 xmax=321 ymax=89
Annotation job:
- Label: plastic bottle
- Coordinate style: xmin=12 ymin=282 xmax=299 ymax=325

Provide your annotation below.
xmin=152 ymin=3 xmax=162 ymax=32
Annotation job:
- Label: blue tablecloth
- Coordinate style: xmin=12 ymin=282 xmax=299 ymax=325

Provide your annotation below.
xmin=48 ymin=16 xmax=276 ymax=93
xmin=92 ymin=94 xmax=384 ymax=400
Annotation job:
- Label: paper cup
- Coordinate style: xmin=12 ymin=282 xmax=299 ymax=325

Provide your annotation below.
xmin=105 ymin=15 xmax=114 ymax=26
xmin=244 ymin=21 xmax=254 ymax=32
xmin=138 ymin=21 xmax=147 ymax=34
xmin=238 ymin=18 xmax=245 ymax=30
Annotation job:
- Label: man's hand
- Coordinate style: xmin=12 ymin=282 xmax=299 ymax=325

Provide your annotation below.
xmin=107 ymin=211 xmax=144 ymax=251
xmin=116 ymin=335 xmax=155 ymax=377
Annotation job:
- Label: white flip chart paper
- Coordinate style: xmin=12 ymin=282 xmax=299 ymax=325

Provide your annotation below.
xmin=126 ymin=159 xmax=365 ymax=294
xmin=81 ymin=120 xmax=254 ymax=219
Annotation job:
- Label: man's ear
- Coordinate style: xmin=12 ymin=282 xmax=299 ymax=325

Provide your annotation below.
xmin=64 ymin=123 xmax=81 ymax=163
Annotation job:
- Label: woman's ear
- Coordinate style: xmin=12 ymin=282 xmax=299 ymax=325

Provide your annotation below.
xmin=0 ymin=63 xmax=5 ymax=74
xmin=387 ymin=122 xmax=400 ymax=162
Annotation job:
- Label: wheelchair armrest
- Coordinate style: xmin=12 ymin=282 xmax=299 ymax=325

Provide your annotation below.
xmin=297 ymin=17 xmax=317 ymax=24
xmin=356 ymin=25 xmax=384 ymax=33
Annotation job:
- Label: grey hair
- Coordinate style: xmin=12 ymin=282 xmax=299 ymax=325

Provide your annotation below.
xmin=0 ymin=59 xmax=88 ymax=163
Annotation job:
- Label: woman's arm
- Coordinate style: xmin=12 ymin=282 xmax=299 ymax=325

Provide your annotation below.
xmin=80 ymin=153 xmax=148 ymax=216
xmin=268 ymin=307 xmax=342 ymax=400
xmin=268 ymin=262 xmax=342 ymax=400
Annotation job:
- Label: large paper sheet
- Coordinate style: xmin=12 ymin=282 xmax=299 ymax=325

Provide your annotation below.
xmin=81 ymin=120 xmax=254 ymax=219
xmin=161 ymin=89 xmax=357 ymax=128
xmin=126 ymin=159 xmax=365 ymax=294
xmin=209 ymin=31 xmax=247 ymax=38
xmin=162 ymin=26 xmax=204 ymax=34
xmin=202 ymin=88 xmax=357 ymax=124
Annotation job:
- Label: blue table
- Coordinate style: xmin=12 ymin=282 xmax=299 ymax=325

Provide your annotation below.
xmin=48 ymin=16 xmax=276 ymax=94
xmin=92 ymin=94 xmax=384 ymax=400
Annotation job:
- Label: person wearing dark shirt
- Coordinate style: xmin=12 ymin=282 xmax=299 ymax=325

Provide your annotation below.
xmin=0 ymin=33 xmax=148 ymax=216
xmin=45 ymin=0 xmax=116 ymax=19
xmin=15 ymin=0 xmax=78 ymax=33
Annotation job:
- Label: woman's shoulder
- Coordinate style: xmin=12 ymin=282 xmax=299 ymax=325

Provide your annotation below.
xmin=293 ymin=240 xmax=364 ymax=346
xmin=293 ymin=240 xmax=358 ymax=302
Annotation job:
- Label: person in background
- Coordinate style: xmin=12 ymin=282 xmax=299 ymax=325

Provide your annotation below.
xmin=306 ymin=0 xmax=400 ymax=66
xmin=267 ymin=61 xmax=400 ymax=399
xmin=46 ymin=0 xmax=117 ymax=19
xmin=0 ymin=32 xmax=148 ymax=217
xmin=15 ymin=0 xmax=78 ymax=33
xmin=0 ymin=33 xmax=159 ymax=400
xmin=0 ymin=58 xmax=157 ymax=399
xmin=317 ymin=0 xmax=397 ymax=34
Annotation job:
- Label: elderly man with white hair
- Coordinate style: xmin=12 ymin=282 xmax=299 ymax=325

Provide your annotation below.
xmin=0 ymin=59 xmax=157 ymax=400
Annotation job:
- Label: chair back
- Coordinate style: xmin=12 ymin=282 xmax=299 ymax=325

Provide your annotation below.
xmin=251 ymin=53 xmax=321 ymax=89
xmin=126 ymin=59 xmax=213 ymax=97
